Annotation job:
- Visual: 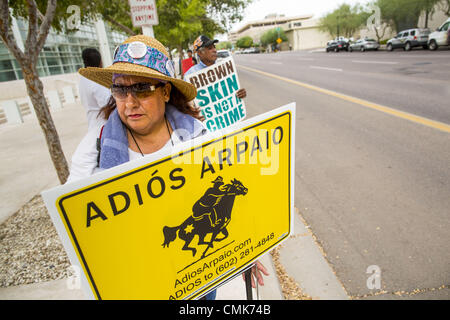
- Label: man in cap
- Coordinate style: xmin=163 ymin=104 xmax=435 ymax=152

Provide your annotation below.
xmin=184 ymin=35 xmax=247 ymax=99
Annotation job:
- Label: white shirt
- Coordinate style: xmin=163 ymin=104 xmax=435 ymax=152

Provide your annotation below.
xmin=66 ymin=126 xmax=178 ymax=183
xmin=78 ymin=76 xmax=111 ymax=130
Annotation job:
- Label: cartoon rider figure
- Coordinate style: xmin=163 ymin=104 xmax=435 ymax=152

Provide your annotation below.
xmin=192 ymin=176 xmax=231 ymax=227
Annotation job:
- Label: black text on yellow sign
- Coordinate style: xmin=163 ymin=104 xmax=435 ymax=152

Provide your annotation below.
xmin=54 ymin=107 xmax=294 ymax=300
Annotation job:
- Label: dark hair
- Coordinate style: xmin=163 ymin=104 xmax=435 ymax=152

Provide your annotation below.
xmin=82 ymin=48 xmax=102 ymax=67
xmin=98 ymin=85 xmax=204 ymax=122
xmin=187 ymin=49 xmax=193 ymax=53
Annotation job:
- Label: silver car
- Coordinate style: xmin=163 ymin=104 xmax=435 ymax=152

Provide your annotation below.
xmin=386 ymin=28 xmax=430 ymax=51
xmin=349 ymin=38 xmax=380 ymax=52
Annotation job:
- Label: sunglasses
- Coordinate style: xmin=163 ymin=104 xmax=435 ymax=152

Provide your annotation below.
xmin=111 ymin=82 xmax=165 ymax=100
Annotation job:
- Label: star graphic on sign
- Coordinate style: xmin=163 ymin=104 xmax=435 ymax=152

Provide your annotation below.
xmin=184 ymin=224 xmax=194 ymax=234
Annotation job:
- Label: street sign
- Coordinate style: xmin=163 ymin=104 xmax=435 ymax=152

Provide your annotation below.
xmin=129 ymin=0 xmax=158 ymax=27
xmin=276 ymin=38 xmax=282 ymax=44
xmin=184 ymin=57 xmax=246 ymax=132
xmin=42 ymin=103 xmax=295 ymax=300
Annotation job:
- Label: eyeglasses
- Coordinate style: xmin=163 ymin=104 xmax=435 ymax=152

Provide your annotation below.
xmin=111 ymin=82 xmax=165 ymax=100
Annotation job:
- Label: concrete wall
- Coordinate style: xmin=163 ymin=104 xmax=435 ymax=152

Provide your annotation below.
xmin=285 ymin=19 xmax=330 ymax=50
xmin=0 ymin=73 xmax=79 ymax=101
xmin=0 ymin=73 xmax=80 ymax=125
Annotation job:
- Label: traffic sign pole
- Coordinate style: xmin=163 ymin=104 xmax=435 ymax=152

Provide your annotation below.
xmin=142 ymin=25 xmax=154 ymax=37
xmin=245 ymin=269 xmax=253 ymax=300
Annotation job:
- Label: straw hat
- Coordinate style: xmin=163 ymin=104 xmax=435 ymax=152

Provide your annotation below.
xmin=78 ymin=35 xmax=197 ymax=101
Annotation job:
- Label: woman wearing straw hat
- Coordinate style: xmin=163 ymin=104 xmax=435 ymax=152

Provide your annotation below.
xmin=68 ymin=35 xmax=207 ymax=182
xmin=68 ymin=35 xmax=268 ymax=300
xmin=67 ymin=35 xmax=217 ymax=299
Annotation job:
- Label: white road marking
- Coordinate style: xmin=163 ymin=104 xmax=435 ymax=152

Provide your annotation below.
xmin=398 ymin=54 xmax=447 ymax=58
xmin=269 ymin=61 xmax=283 ymax=65
xmin=352 ymin=60 xmax=398 ymax=65
xmin=310 ymin=66 xmax=343 ymax=72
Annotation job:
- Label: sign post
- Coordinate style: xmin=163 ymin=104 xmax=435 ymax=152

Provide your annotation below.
xmin=128 ymin=0 xmax=158 ymax=36
xmin=42 ymin=103 xmax=295 ymax=300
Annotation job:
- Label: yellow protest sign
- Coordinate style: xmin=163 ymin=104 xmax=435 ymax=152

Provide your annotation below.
xmin=42 ymin=103 xmax=295 ymax=300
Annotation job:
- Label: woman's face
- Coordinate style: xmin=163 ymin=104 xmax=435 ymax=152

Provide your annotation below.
xmin=114 ymin=75 xmax=171 ymax=135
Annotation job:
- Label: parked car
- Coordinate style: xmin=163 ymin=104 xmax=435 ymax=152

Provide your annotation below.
xmin=326 ymin=40 xmax=349 ymax=52
xmin=349 ymin=38 xmax=380 ymax=52
xmin=386 ymin=28 xmax=431 ymax=51
xmin=428 ymin=17 xmax=450 ymax=50
xmin=216 ymin=49 xmax=231 ymax=62
xmin=242 ymin=47 xmax=260 ymax=54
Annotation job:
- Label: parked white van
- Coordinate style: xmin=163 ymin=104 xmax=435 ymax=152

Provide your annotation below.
xmin=428 ymin=17 xmax=450 ymax=50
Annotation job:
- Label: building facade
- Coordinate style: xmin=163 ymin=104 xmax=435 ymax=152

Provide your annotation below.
xmin=284 ymin=18 xmax=330 ymax=51
xmin=0 ymin=16 xmax=127 ymax=83
xmin=228 ymin=14 xmax=314 ymax=46
xmin=229 ymin=4 xmax=449 ymax=52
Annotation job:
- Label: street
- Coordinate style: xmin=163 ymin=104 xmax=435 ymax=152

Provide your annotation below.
xmin=234 ymin=49 xmax=450 ymax=299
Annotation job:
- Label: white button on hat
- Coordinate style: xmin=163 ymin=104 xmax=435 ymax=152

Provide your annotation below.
xmin=127 ymin=41 xmax=147 ymax=59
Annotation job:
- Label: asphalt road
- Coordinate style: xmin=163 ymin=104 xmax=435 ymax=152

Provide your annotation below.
xmin=233 ymin=49 xmax=450 ymax=299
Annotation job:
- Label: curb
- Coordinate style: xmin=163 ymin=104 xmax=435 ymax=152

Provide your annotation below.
xmin=277 ymin=208 xmax=349 ymax=299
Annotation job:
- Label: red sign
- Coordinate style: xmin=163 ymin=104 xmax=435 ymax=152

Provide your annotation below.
xmin=181 ymin=58 xmax=194 ymax=75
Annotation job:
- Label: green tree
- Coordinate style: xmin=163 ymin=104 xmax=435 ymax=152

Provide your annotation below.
xmin=260 ymin=28 xmax=287 ymax=47
xmin=236 ymin=36 xmax=253 ymax=48
xmin=319 ymin=3 xmax=368 ymax=38
xmin=216 ymin=41 xmax=232 ymax=50
xmin=153 ymin=0 xmax=209 ymax=54
xmin=154 ymin=0 xmax=254 ymax=52
xmin=442 ymin=0 xmax=450 ymax=16
xmin=207 ymin=0 xmax=253 ymax=31
xmin=1 ymin=0 xmax=102 ymax=183
xmin=374 ymin=0 xmax=442 ymax=33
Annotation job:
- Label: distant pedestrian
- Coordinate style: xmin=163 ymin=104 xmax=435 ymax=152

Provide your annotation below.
xmin=181 ymin=49 xmax=195 ymax=77
xmin=79 ymin=48 xmax=111 ymax=130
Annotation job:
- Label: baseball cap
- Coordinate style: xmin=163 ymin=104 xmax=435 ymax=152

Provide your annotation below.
xmin=193 ymin=35 xmax=219 ymax=53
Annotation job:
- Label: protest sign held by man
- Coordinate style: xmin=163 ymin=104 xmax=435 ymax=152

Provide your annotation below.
xmin=185 ymin=35 xmax=246 ymax=100
xmin=184 ymin=35 xmax=248 ymax=132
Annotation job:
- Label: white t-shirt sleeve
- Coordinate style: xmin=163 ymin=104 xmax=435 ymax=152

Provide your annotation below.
xmin=66 ymin=126 xmax=102 ymax=184
xmin=94 ymin=85 xmax=111 ymax=110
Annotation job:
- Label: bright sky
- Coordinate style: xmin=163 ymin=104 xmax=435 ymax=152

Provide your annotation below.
xmin=217 ymin=0 xmax=372 ymax=40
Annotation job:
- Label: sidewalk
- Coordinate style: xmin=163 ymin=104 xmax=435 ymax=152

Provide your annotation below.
xmin=0 ymin=101 xmax=348 ymax=300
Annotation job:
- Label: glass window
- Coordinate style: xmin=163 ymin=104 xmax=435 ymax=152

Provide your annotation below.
xmin=442 ymin=22 xmax=450 ymax=31
xmin=0 ymin=69 xmax=16 ymax=82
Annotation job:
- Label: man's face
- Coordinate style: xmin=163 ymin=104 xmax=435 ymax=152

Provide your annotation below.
xmin=197 ymin=44 xmax=217 ymax=66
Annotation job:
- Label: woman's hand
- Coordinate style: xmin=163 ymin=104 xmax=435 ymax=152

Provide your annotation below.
xmin=242 ymin=260 xmax=269 ymax=288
